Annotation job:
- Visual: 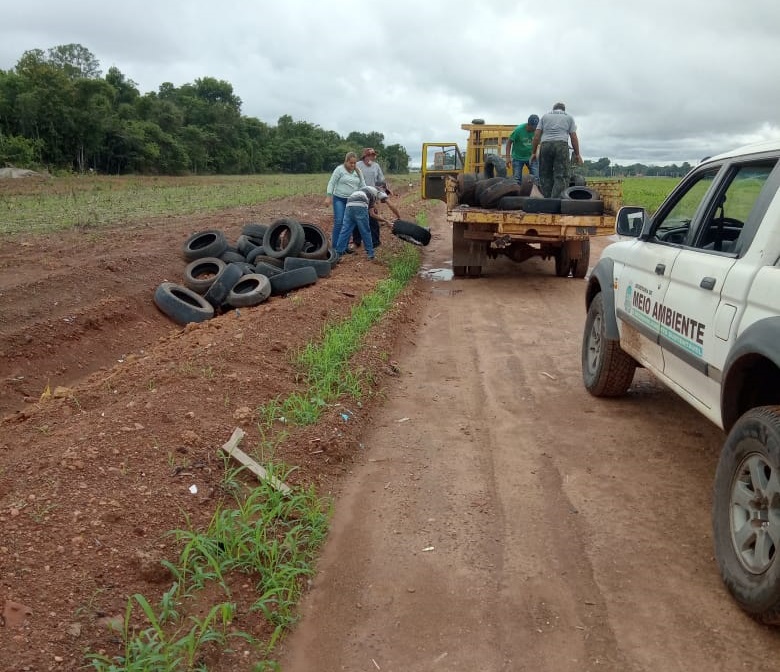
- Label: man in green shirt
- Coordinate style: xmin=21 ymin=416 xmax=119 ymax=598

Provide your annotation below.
xmin=505 ymin=114 xmax=539 ymax=184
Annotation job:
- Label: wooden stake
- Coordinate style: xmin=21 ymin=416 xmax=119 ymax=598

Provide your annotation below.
xmin=219 ymin=427 xmax=291 ymax=495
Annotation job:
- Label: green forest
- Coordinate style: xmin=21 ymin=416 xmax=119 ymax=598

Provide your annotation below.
xmin=0 ymin=44 xmax=411 ymax=176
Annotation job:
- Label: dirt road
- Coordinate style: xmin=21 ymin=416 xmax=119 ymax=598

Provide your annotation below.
xmin=278 ymin=207 xmax=780 ymax=671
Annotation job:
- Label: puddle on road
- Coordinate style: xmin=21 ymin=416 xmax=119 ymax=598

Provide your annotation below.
xmin=419 ymin=267 xmax=454 ymax=281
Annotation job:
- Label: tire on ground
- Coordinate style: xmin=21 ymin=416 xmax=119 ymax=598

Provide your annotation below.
xmin=263 ymin=218 xmax=306 ymax=259
xmin=581 ymin=293 xmax=637 ymax=396
xmin=251 ymin=254 xmax=284 ymax=269
xmin=219 ymin=250 xmax=247 ymax=263
xmin=284 ymin=255 xmax=332 ymax=278
xmin=226 ymin=274 xmax=272 ymax=308
xmin=241 ymin=222 xmax=269 ymax=241
xmin=254 ymin=261 xmax=284 ymax=277
xmin=182 ymin=230 xmax=228 ymax=261
xmin=479 ymin=178 xmax=524 ymax=209
xmin=203 ymin=262 xmax=244 ymax=308
xmin=712 ymin=406 xmax=780 ymax=624
xmin=153 ymin=282 xmax=214 ymax=325
xmin=561 ymin=199 xmax=604 ymax=215
xmin=183 ymin=257 xmax=226 ymax=294
xmin=298 ymin=223 xmax=330 ymax=260
xmin=236 ymin=234 xmax=258 ymax=257
xmin=269 ymin=266 xmax=318 ymax=295
xmin=392 ymin=219 xmax=432 ymax=246
xmin=325 ymin=247 xmax=340 ymax=267
xmin=246 ymin=246 xmax=269 ymax=264
xmin=522 ymin=198 xmax=562 ymax=214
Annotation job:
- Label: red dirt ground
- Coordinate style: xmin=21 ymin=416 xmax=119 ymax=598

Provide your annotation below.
xmin=0 ymin=183 xmax=427 ymax=671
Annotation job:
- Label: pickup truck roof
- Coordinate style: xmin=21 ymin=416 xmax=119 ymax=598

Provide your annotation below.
xmin=706 ymin=139 xmax=780 ymax=163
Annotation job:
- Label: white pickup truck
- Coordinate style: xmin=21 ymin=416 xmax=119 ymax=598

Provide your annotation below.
xmin=581 ymin=140 xmax=780 ymax=623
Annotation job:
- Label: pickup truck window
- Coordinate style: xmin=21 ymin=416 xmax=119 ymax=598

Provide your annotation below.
xmin=652 ymin=168 xmax=719 ymax=244
xmin=692 ymin=162 xmax=775 ymax=253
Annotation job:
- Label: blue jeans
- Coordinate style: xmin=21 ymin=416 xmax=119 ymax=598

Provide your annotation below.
xmin=512 ymin=158 xmax=539 ymax=184
xmin=336 ymin=206 xmax=374 ymax=259
xmin=331 ymin=196 xmax=348 ymax=246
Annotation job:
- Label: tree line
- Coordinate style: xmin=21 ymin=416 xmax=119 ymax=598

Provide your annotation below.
xmin=578 ymin=156 xmax=693 ymax=179
xmin=0 ymin=44 xmax=411 ymax=175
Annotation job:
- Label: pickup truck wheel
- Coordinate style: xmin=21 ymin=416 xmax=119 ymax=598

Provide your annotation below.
xmin=581 ymin=293 xmax=636 ymax=396
xmin=713 ymin=406 xmax=780 ymax=624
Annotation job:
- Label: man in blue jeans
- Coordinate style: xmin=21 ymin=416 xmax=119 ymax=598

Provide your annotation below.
xmin=335 ymin=186 xmax=391 ymax=261
xmin=506 ymin=114 xmax=540 ymax=184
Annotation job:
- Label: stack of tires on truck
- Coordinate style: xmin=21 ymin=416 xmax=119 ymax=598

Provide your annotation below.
xmin=154 ymin=218 xmax=336 ymax=325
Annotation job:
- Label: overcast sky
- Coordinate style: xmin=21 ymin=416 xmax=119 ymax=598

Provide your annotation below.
xmin=2 ymin=0 xmax=779 ymax=166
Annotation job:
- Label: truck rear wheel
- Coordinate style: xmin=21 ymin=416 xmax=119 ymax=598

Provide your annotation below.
xmin=713 ymin=406 xmax=780 ymax=624
xmin=581 ymin=293 xmax=636 ymax=396
xmin=554 ymin=245 xmax=571 ymax=277
xmin=572 ymin=240 xmax=590 ymax=278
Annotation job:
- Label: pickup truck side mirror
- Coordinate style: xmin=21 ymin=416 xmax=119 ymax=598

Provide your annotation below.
xmin=616 ymin=206 xmax=648 ymax=238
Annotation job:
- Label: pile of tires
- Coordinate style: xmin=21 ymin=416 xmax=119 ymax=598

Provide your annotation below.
xmin=153 ymin=219 xmax=336 ymax=325
xmin=457 ymin=172 xmax=603 ymax=215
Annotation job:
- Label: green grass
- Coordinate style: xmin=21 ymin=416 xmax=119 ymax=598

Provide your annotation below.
xmin=0 ymin=174 xmax=330 ymax=236
xmin=621 ymin=176 xmax=681 ymax=213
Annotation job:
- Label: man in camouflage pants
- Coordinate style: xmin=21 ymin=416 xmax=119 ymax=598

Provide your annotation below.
xmin=531 ymin=102 xmax=584 ymax=198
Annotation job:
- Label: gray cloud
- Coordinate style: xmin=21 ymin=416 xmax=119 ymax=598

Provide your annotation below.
xmin=2 ymin=0 xmax=778 ymax=166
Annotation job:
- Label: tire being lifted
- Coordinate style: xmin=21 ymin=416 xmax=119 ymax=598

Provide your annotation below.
xmin=392 ymin=219 xmax=432 ymax=246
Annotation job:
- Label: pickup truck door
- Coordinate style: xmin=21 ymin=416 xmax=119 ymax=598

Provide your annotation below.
xmin=615 ymin=168 xmax=721 ymax=374
xmin=660 ymin=160 xmax=777 ymax=418
xmin=421 ymin=143 xmax=463 ymax=201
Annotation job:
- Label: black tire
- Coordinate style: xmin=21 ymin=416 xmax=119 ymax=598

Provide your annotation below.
xmin=182 ymin=257 xmax=226 ymax=294
xmin=522 ymin=198 xmax=562 ymax=214
xmin=236 ymin=234 xmax=258 ymax=257
xmin=572 ymin=240 xmax=590 ymax=279
xmin=203 ymin=262 xmax=244 ymax=308
xmin=473 ymin=176 xmax=505 ymax=204
xmin=233 ymin=261 xmax=257 ymax=275
xmin=457 ymin=173 xmax=478 ymax=205
xmin=555 ymin=244 xmax=571 ymax=277
xmin=479 ymin=179 xmax=524 ymax=209
xmin=497 ymin=196 xmax=528 ymax=211
xmin=560 ymin=199 xmax=604 ymax=216
xmin=153 ymin=282 xmax=214 ymax=325
xmin=298 ymin=223 xmax=329 ymax=260
xmin=219 ymin=250 xmax=247 ymax=264
xmin=392 ymin=219 xmax=431 ymax=246
xmin=226 ymin=274 xmax=272 ymax=308
xmin=483 ymin=154 xmax=508 ymax=178
xmin=570 ymin=174 xmax=587 ymax=187
xmin=246 ymin=246 xmax=269 ymax=264
xmin=254 ymin=261 xmax=283 ymax=278
xmin=182 ymin=230 xmax=228 ymax=261
xmin=241 ymin=222 xmax=269 ymax=240
xmin=284 ymin=255 xmax=332 ymax=278
xmin=325 ymin=247 xmax=340 ymax=267
xmin=562 ymin=186 xmax=599 ymax=201
xmin=581 ymin=293 xmax=636 ymax=396
xmin=269 ymin=266 xmax=318 ymax=295
xmin=713 ymin=406 xmax=780 ymax=624
xmin=251 ymin=254 xmax=284 ymax=269
xmin=263 ymin=218 xmax=305 ymax=259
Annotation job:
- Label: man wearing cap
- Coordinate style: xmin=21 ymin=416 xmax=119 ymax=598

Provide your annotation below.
xmin=354 ymin=148 xmax=395 ymax=250
xmin=506 ymin=115 xmax=540 ymax=184
xmin=531 ymin=102 xmax=583 ymax=199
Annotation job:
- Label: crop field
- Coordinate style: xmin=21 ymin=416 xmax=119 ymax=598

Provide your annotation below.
xmin=621 ymin=176 xmax=681 ymax=212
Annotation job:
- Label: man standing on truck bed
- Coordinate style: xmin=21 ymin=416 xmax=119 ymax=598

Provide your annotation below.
xmin=531 ymin=102 xmax=583 ymax=198
xmin=505 ymin=114 xmax=539 ymax=184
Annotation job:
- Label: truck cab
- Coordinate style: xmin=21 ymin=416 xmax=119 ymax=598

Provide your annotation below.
xmin=421 ymin=121 xmax=517 ymax=201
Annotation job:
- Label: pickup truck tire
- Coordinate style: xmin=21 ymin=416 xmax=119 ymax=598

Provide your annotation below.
xmin=581 ymin=293 xmax=636 ymax=396
xmin=712 ymin=406 xmax=780 ymax=624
